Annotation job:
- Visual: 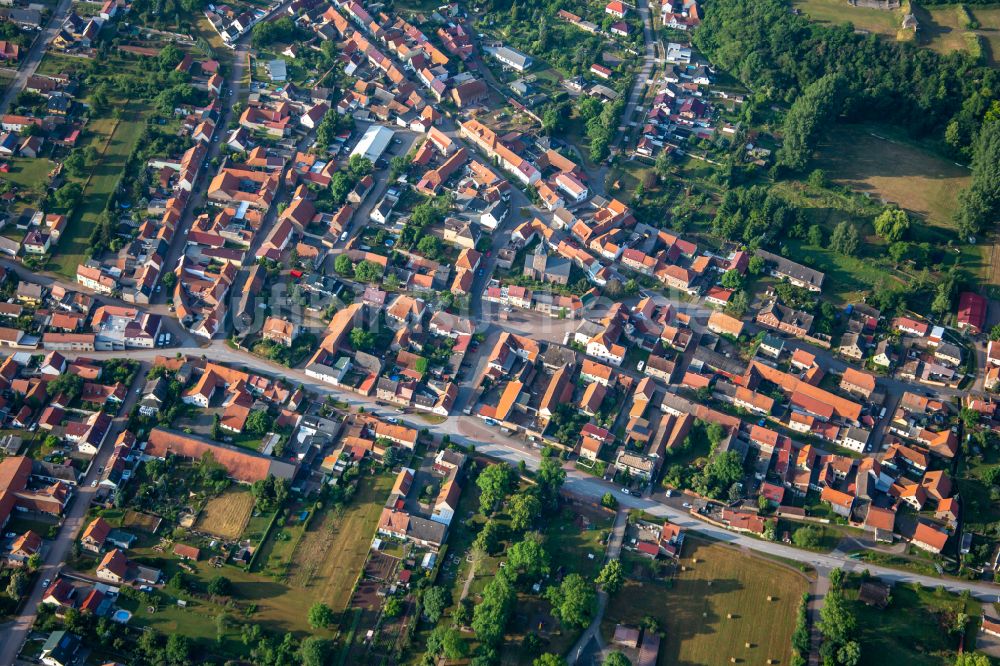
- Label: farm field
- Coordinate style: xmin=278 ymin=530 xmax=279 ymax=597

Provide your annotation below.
xmin=196 ymin=490 xmax=255 ymax=540
xmin=602 ymin=538 xmax=808 ymax=666
xmin=122 ymin=509 xmax=163 ymax=533
xmin=845 ymin=577 xmax=981 ymax=666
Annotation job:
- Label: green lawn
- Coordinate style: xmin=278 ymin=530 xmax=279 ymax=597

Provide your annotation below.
xmin=48 ymin=106 xmax=148 ymax=277
xmin=845 ymin=576 xmax=980 ymax=666
xmin=602 ymin=537 xmax=808 ymax=666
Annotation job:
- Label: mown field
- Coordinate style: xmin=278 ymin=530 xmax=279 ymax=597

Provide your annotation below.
xmin=602 ymin=538 xmax=808 ymax=666
xmin=793 ymin=0 xmax=1000 ymax=67
xmin=196 ymin=490 xmax=255 ymax=540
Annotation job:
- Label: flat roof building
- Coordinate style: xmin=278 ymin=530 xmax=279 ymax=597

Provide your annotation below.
xmin=351 ymin=124 xmax=395 ymax=163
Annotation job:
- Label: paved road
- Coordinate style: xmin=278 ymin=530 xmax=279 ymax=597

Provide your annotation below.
xmin=0 ymin=0 xmax=75 ymax=116
xmin=0 ymin=365 xmax=145 ymax=666
xmin=155 ymin=39 xmax=252 ymax=298
xmin=613 ymin=0 xmax=656 ymax=148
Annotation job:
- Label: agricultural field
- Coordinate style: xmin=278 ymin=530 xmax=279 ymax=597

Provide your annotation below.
xmin=844 ymin=577 xmax=981 ymax=666
xmin=196 ymin=490 xmax=255 ymax=540
xmin=603 ymin=538 xmax=808 ymax=666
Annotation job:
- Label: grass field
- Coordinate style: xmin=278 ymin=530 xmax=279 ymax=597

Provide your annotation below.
xmin=48 ymin=106 xmax=148 ymax=277
xmin=602 ymin=537 xmax=808 ymax=666
xmin=793 ymin=0 xmax=903 ymax=35
xmin=254 ymin=472 xmax=394 ymax=613
xmin=845 ymin=577 xmax=980 ymax=665
xmin=793 ymin=0 xmax=1000 ymax=66
xmin=815 ymin=125 xmax=970 ymax=229
xmin=196 ymin=490 xmax=255 ymax=540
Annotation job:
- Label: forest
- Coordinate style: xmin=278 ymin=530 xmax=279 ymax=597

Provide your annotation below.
xmin=694 ymin=0 xmax=1000 ymax=236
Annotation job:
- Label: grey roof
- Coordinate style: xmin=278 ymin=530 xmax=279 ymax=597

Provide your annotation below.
xmin=755 ymin=249 xmax=825 ymax=290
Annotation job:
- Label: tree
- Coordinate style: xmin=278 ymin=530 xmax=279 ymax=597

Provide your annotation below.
xmin=536 ymin=449 xmax=566 ymax=507
xmin=509 ymin=492 xmax=542 ymax=532
xmin=720 ymin=269 xmax=743 ymax=290
xmin=792 ymin=526 xmax=822 ymax=549
xmin=354 ymin=259 xmax=383 ymax=283
xmin=207 ymin=575 xmax=231 ymax=597
xmin=422 ymin=586 xmax=451 ymax=624
xmin=48 ymin=373 xmax=84 ymax=403
xmin=6 ymin=571 xmax=27 ymax=598
xmin=473 ymin=519 xmax=504 ymax=556
xmin=348 ymin=154 xmax=374 ymax=177
xmin=384 ymin=596 xmax=403 ymax=618
xmin=335 ymin=253 xmax=353 ymax=275
xmin=873 ymin=207 xmax=910 ymax=242
xmin=472 ymin=574 xmax=516 ymax=646
xmin=604 ymin=653 xmax=632 ymax=666
xmin=477 ymin=463 xmax=515 ymax=513
xmin=596 ymin=559 xmax=624 ymax=594
xmin=350 ymin=327 xmax=375 ymax=351
xmin=955 ymin=654 xmax=992 ymax=666
xmin=748 ymin=254 xmax=765 ymax=275
xmin=245 ymin=409 xmax=273 ymax=436
xmin=807 ymin=225 xmax=824 ymax=246
xmin=601 ymin=491 xmax=618 ymax=509
xmin=507 ymin=535 xmax=550 ymax=580
xmin=299 ymin=637 xmax=334 ymax=666
xmin=165 ymin=634 xmax=191 ymax=665
xmin=417 ymin=234 xmax=442 ymax=260
xmin=534 ymin=655 xmax=566 ymax=666
xmin=818 ymin=590 xmax=856 ymax=644
xmin=830 ymin=221 xmax=860 ymax=256
xmin=546 ymin=574 xmax=596 ymax=629
xmin=308 ymin=602 xmax=335 ymax=629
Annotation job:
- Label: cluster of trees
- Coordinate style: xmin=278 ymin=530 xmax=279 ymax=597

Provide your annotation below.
xmin=335 ymin=254 xmax=383 ymax=284
xmin=791 ymin=593 xmax=810 ymax=666
xmin=712 ymin=185 xmax=800 ymax=244
xmin=694 ymin=0 xmax=1000 ymax=235
xmin=251 ymin=16 xmax=300 ymax=48
xmin=576 ymin=95 xmax=625 ymax=162
xmin=817 ymin=569 xmax=861 ymax=666
xmin=399 ymin=195 xmax=452 ymax=250
xmin=778 ymin=73 xmax=845 ymax=171
xmin=250 ymin=475 xmax=289 ymax=512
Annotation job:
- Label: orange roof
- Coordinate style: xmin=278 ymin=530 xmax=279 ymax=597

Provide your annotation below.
xmin=750 ymin=362 xmax=861 ymax=422
xmin=912 ymin=522 xmax=948 ymax=552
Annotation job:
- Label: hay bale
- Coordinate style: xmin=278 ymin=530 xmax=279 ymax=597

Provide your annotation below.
xmin=727 ymin=613 xmax=733 ymax=619
xmin=767 ymin=595 xmax=773 ymax=601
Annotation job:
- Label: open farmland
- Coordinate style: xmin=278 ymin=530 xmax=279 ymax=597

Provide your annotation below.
xmin=603 ymin=538 xmax=808 ymax=665
xmin=815 ymin=125 xmax=970 ymax=229
xmin=196 ymin=490 xmax=255 ymax=540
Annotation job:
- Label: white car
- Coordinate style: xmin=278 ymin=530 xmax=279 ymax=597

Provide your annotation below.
xmin=682 ymin=502 xmax=692 ymax=509
xmin=90 ymin=480 xmax=97 ymax=487
xmin=620 ymin=488 xmax=630 ymax=495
